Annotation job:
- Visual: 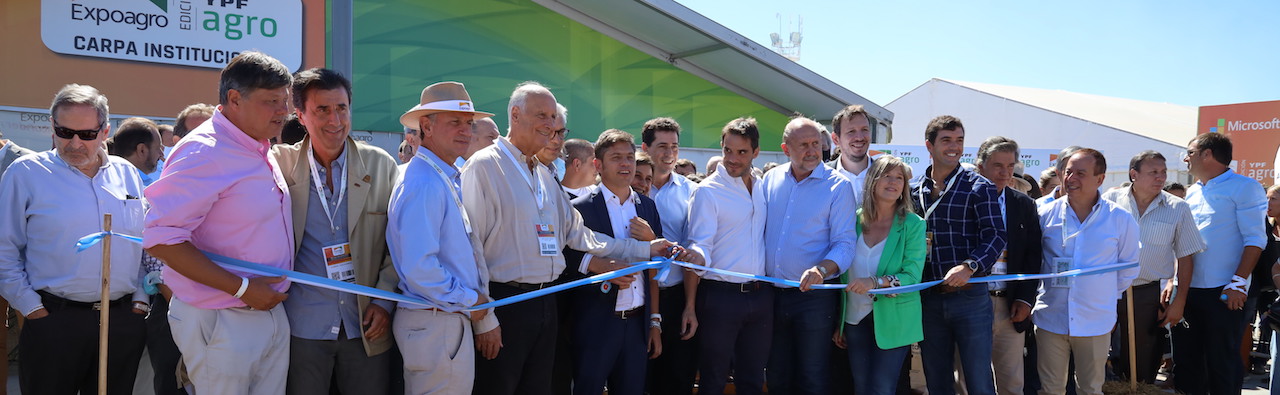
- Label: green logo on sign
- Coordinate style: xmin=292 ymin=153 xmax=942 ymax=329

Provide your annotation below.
xmin=148 ymin=0 xmax=168 ymax=12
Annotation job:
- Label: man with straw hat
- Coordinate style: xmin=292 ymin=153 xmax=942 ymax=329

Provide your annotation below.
xmin=388 ymin=81 xmax=497 ymax=394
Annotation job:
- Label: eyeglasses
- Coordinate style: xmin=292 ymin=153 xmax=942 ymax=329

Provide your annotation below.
xmin=53 ymin=122 xmax=105 ymax=141
xmin=553 ymin=128 xmax=568 ymax=137
xmin=1182 ymin=149 xmax=1198 ymax=161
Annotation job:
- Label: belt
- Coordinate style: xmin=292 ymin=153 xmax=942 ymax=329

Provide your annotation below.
xmin=702 ymin=279 xmax=766 ymax=293
xmin=37 ymin=290 xmax=131 ymax=311
xmin=989 ymin=289 xmax=1008 ymax=298
xmin=501 ymin=281 xmax=552 ymax=291
xmin=1133 ymin=281 xmax=1160 ymax=289
xmin=921 ymin=284 xmax=973 ymax=296
xmin=614 ymin=307 xmax=643 ymax=319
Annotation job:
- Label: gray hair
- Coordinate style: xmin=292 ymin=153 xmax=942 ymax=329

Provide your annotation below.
xmin=51 ymin=84 xmax=109 ymax=126
xmin=507 ymin=81 xmax=549 ymax=133
xmin=975 ymin=136 xmax=1020 ymax=166
xmin=1055 ymin=145 xmax=1083 ymax=172
xmin=556 ymin=103 xmax=568 ymax=126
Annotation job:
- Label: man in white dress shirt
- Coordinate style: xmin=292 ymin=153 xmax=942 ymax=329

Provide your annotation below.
xmin=1033 ymin=148 xmax=1140 ymax=395
xmin=684 ymin=117 xmax=770 ymax=395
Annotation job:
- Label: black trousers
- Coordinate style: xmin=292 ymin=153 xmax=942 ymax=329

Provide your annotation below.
xmin=146 ymin=295 xmax=187 ymax=395
xmin=695 ymin=281 xmax=774 ymax=395
xmin=1114 ymin=282 xmax=1163 ymax=383
xmin=20 ymin=293 xmax=147 ymax=395
xmin=1172 ymin=287 xmax=1246 ymax=395
xmin=474 ymin=282 xmax=558 ymax=395
xmin=646 ymin=286 xmax=699 ymax=395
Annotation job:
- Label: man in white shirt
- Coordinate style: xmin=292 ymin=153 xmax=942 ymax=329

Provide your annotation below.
xmin=828 ymin=105 xmax=875 ymax=207
xmin=639 ymin=116 xmax=701 ymax=395
xmin=684 ymin=117 xmax=770 ymax=395
xmin=1033 ymin=148 xmax=1140 ymax=395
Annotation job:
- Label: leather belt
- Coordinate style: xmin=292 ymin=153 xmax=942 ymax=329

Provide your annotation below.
xmin=702 ymin=279 xmax=766 ymax=293
xmin=38 ymin=290 xmax=130 ymax=311
xmin=614 ymin=307 xmax=642 ymax=319
xmin=989 ymin=289 xmax=1008 ymax=298
xmin=502 ymin=281 xmax=552 ymax=291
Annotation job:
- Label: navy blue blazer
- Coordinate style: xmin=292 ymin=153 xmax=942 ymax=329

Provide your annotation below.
xmin=562 ymin=187 xmax=664 ymax=316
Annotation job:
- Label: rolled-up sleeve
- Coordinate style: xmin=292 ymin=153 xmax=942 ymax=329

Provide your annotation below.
xmin=143 ymin=149 xmax=222 ymax=249
xmin=1236 ymin=182 xmax=1268 ymax=249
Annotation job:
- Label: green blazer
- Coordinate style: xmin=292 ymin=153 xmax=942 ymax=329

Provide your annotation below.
xmin=838 ymin=210 xmax=926 ymax=349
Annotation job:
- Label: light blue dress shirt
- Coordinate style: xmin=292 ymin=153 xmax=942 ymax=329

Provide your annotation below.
xmin=388 ymin=148 xmax=485 ymax=312
xmin=649 ymin=172 xmax=697 ymax=287
xmin=1185 ymin=168 xmax=1268 ymax=289
xmin=0 ymin=150 xmax=148 ymax=315
xmin=761 ymin=163 xmax=857 ymax=282
xmin=1033 ymin=196 xmax=1140 ymax=337
xmin=284 ymin=148 xmax=380 ymax=340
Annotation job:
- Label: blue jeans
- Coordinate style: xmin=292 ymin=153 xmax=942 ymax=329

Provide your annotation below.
xmin=920 ymin=285 xmax=995 ymax=395
xmin=767 ymin=288 xmax=838 ymax=395
xmin=844 ymin=314 xmax=910 ymax=395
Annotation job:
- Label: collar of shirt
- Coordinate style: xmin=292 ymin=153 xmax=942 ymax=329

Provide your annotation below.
xmin=210 ymin=109 xmax=273 ymax=158
xmin=706 ymin=162 xmax=756 ymax=191
xmin=784 ymin=161 xmax=831 ymax=183
xmin=921 ymin=164 xmax=961 ymax=190
xmin=313 ymin=143 xmax=348 ymax=192
xmin=50 ymin=148 xmax=112 ymax=174
xmin=416 ymin=147 xmax=461 ymax=182
xmin=600 ymin=184 xmax=640 ymax=207
xmin=1198 ymin=168 xmax=1238 ymax=188
xmin=563 ymin=185 xmax=595 ymax=197
xmin=651 ymin=171 xmax=692 ymax=195
xmin=836 ymin=159 xmax=869 ymax=179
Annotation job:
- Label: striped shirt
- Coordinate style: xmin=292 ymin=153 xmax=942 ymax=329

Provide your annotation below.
xmin=1101 ymin=188 xmax=1206 ymax=285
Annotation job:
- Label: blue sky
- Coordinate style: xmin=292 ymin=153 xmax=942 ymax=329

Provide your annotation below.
xmin=677 ymin=0 xmax=1279 ymax=108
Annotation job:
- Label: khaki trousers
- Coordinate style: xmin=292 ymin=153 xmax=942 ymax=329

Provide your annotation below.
xmin=1034 ymin=328 xmax=1109 ymax=395
xmin=168 ymin=297 xmax=290 ymax=395
xmin=394 ymin=307 xmax=474 ymax=395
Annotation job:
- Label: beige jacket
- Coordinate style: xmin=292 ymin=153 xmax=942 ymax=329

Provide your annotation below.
xmin=272 ymin=137 xmax=400 ymax=356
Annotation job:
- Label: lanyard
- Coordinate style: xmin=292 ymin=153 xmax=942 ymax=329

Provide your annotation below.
xmin=1060 ymin=199 xmax=1100 ymax=248
xmin=497 ymin=140 xmax=546 ymax=210
xmin=307 ymin=145 xmax=347 ymax=235
xmin=917 ymin=168 xmax=957 ymax=220
xmin=417 ymin=150 xmax=472 ymax=234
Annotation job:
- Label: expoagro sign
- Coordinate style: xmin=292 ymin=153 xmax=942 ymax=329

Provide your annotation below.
xmin=41 ymin=0 xmax=302 ymax=70
xmin=1197 ymin=100 xmax=1280 ymax=186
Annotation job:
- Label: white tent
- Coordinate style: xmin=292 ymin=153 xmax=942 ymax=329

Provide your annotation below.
xmin=885 ymin=78 xmax=1197 ymax=189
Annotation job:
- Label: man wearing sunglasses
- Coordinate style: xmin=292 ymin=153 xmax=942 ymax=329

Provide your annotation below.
xmin=0 ymin=84 xmax=151 ymax=394
xmin=144 ymin=51 xmax=296 ymax=395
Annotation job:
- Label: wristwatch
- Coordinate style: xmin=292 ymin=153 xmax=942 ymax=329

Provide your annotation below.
xmin=133 ymin=302 xmax=151 ymax=314
xmin=815 ymin=265 xmax=830 ymax=277
xmin=963 ymin=259 xmax=980 ymax=273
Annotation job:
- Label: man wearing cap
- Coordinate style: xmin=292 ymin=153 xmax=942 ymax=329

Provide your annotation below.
xmin=389 ymin=81 xmax=496 ymax=394
xmin=145 ymin=52 xmax=295 ymax=394
xmin=461 ymin=81 xmax=687 ymax=395
xmin=269 ymin=68 xmax=400 ymax=394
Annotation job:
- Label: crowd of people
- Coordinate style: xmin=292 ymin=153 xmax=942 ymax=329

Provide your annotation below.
xmin=0 ymin=50 xmax=1274 ymax=395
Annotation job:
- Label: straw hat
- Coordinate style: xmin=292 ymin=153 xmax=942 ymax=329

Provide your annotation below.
xmin=399 ymin=82 xmax=495 ymax=129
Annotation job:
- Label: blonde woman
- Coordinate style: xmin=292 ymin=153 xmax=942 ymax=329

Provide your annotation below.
xmin=837 ymin=156 xmax=925 ymax=395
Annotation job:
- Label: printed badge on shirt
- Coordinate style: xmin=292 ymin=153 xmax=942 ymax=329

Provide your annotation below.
xmin=536 ymin=223 xmax=558 ymax=256
xmin=1051 ymin=257 xmax=1072 ymax=288
xmin=324 ymin=242 xmax=356 ymax=283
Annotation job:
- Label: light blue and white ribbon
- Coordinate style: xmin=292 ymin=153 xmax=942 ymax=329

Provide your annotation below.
xmin=77 ymin=231 xmax=1137 ymax=309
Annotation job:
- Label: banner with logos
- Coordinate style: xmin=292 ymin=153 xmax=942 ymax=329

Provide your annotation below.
xmin=41 ymin=0 xmax=303 ymax=70
xmin=869 ymin=144 xmax=1059 ymax=182
xmin=1197 ymin=100 xmax=1280 ymax=186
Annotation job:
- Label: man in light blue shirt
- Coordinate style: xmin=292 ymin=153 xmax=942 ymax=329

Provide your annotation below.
xmin=0 ymin=84 xmax=150 ymax=394
xmin=765 ymin=117 xmax=857 ymax=395
xmin=640 ymin=116 xmax=701 ymax=395
xmin=1175 ymin=132 xmax=1267 ymax=395
xmin=388 ymin=81 xmax=497 ymax=394
xmin=1033 ymin=148 xmax=1140 ymax=395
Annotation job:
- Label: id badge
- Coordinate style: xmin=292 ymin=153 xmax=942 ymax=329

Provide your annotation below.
xmin=991 ymin=250 xmax=1008 ymax=275
xmin=1051 ymin=257 xmax=1072 ymax=288
xmin=536 ymin=222 xmax=558 ymax=256
xmin=324 ymin=242 xmax=356 ymax=283
xmin=924 ymin=231 xmax=933 ymax=263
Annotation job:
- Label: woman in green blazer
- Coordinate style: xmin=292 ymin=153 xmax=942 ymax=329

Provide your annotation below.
xmin=835 ymin=156 xmax=925 ymax=395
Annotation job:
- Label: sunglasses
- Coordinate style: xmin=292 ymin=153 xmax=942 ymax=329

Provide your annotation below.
xmin=53 ymin=122 xmax=105 ymax=141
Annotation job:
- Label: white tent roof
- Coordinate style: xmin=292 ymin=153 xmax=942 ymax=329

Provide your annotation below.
xmin=899 ymin=79 xmax=1197 ymax=147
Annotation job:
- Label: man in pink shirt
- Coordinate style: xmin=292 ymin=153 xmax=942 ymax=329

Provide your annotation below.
xmin=145 ymin=51 xmax=296 ymax=395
